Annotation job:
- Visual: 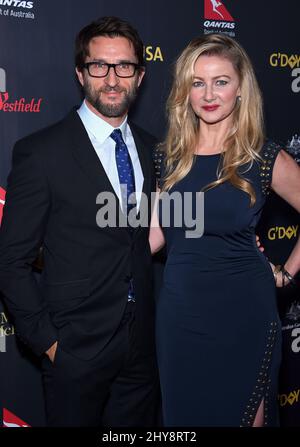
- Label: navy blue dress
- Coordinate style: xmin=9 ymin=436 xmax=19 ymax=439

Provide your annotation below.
xmin=154 ymin=142 xmax=282 ymax=427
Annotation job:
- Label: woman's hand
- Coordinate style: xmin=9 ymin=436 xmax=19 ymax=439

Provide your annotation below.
xmin=256 ymin=235 xmax=264 ymax=252
xmin=149 ymin=189 xmax=165 ymax=254
xmin=269 ymin=262 xmax=294 ymax=288
xmin=269 ymin=263 xmax=282 ymax=287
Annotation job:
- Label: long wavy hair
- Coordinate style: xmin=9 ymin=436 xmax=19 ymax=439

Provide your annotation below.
xmin=162 ymin=33 xmax=265 ymax=206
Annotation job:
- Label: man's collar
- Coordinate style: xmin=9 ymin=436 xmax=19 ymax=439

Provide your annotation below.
xmin=77 ymin=100 xmax=128 ymax=144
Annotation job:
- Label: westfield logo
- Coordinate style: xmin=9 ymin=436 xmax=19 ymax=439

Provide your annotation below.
xmin=0 ymin=91 xmax=42 ymax=112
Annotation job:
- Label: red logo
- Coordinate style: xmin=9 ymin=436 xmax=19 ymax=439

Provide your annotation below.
xmin=3 ymin=408 xmax=30 ymax=427
xmin=0 ymin=92 xmax=42 ymax=113
xmin=204 ymin=0 xmax=234 ymax=21
xmin=0 ymin=187 xmax=5 ymax=225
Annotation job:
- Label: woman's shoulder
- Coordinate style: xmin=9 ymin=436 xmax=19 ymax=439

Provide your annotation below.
xmin=258 ymin=139 xmax=282 ymax=163
xmin=257 ymin=139 xmax=284 ymax=195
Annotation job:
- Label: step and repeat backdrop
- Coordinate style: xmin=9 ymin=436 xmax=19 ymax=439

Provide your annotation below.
xmin=0 ymin=0 xmax=299 ymax=427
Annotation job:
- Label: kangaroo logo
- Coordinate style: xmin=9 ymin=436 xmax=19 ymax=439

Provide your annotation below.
xmin=204 ymin=0 xmax=234 ymax=22
xmin=211 ymin=0 xmax=224 ymax=19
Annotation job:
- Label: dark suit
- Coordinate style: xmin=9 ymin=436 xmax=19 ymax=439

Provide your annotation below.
xmin=0 ymin=109 xmax=160 ymax=426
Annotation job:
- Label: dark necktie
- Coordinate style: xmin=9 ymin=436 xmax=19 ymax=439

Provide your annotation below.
xmin=110 ymin=129 xmax=136 ymax=216
xmin=110 ymin=128 xmax=136 ymax=302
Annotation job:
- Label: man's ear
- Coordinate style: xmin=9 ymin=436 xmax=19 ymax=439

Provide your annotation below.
xmin=75 ymin=68 xmax=84 ymax=86
xmin=137 ymin=68 xmax=145 ymax=87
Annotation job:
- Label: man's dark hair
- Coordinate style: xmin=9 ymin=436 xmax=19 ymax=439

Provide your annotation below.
xmin=75 ymin=16 xmax=145 ymax=70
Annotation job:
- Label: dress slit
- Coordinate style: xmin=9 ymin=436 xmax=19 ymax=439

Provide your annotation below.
xmin=240 ymin=321 xmax=279 ymax=427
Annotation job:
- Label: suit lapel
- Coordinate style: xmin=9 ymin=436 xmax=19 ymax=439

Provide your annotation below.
xmin=67 ymin=110 xmax=116 ymax=196
xmin=64 ymin=109 xmax=130 ymax=236
xmin=130 ymin=122 xmax=151 ymax=200
xmin=65 ymin=110 xmax=152 ymax=234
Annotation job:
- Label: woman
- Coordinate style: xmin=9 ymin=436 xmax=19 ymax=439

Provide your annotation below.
xmin=150 ymin=33 xmax=300 ymax=427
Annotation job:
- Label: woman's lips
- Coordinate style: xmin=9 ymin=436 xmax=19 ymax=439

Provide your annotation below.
xmin=202 ymin=105 xmax=220 ymax=111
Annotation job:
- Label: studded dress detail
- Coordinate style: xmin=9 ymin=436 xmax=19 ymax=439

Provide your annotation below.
xmin=154 ymin=141 xmax=282 ymax=427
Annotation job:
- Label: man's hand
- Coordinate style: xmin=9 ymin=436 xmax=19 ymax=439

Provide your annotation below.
xmin=46 ymin=341 xmax=58 ymax=363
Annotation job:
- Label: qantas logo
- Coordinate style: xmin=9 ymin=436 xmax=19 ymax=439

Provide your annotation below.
xmin=0 ymin=1 xmax=33 ymax=8
xmin=204 ymin=0 xmax=234 ymax=21
xmin=203 ymin=0 xmax=236 ymax=35
xmin=3 ymin=408 xmax=30 ymax=427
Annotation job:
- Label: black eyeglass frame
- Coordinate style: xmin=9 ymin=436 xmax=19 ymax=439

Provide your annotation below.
xmin=82 ymin=62 xmax=142 ymax=78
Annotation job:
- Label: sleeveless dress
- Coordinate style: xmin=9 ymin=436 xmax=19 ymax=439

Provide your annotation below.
xmin=154 ymin=141 xmax=282 ymax=427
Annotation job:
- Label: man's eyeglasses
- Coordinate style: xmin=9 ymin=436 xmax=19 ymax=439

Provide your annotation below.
xmin=83 ymin=62 xmax=141 ymax=78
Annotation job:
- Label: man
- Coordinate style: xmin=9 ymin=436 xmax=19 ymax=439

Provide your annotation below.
xmin=0 ymin=16 xmax=160 ymax=426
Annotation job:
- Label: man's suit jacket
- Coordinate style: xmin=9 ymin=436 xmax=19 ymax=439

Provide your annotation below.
xmin=0 ymin=109 xmax=157 ymax=360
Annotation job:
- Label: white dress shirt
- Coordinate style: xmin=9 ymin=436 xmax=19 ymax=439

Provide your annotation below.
xmin=77 ymin=100 xmax=144 ymax=212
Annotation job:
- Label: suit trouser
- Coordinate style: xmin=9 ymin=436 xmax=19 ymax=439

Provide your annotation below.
xmin=41 ymin=301 xmax=161 ymax=427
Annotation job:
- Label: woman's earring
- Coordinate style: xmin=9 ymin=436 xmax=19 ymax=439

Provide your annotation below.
xmin=237 ymin=96 xmax=241 ymax=102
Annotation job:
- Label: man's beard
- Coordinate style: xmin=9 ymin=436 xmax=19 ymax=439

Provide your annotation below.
xmin=83 ymin=80 xmax=138 ymax=118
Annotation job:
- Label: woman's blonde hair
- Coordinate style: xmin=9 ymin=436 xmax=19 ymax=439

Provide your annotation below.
xmin=162 ymin=33 xmax=265 ymax=205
